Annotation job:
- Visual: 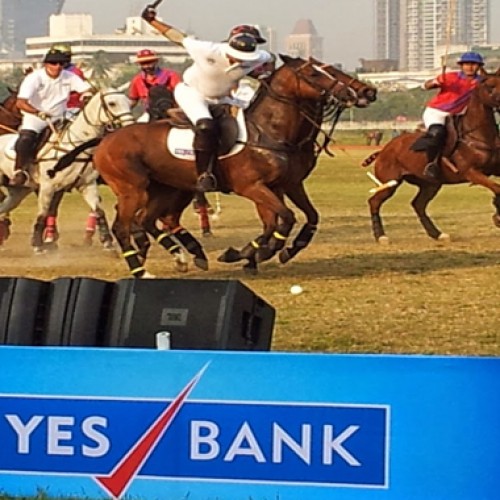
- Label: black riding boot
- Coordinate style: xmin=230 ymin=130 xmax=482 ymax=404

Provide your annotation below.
xmin=11 ymin=130 xmax=38 ymax=186
xmin=422 ymin=124 xmax=446 ymax=179
xmin=193 ymin=118 xmax=219 ymax=192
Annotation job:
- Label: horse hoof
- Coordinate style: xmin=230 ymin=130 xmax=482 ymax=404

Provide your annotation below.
xmin=437 ymin=233 xmax=451 ymax=242
xmin=176 ymin=262 xmax=189 ymax=273
xmin=278 ymin=248 xmax=292 ymax=264
xmin=217 ymin=247 xmax=242 ymax=263
xmin=102 ymin=240 xmax=115 ymax=250
xmin=141 ymin=271 xmax=156 ymax=279
xmin=377 ymin=236 xmax=390 ymax=245
xmin=194 ymin=257 xmax=209 ymax=271
xmin=33 ymin=247 xmax=46 ymax=255
xmin=202 ymin=230 xmax=213 ymax=237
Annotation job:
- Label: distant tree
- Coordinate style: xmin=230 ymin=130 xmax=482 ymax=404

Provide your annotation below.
xmin=342 ymin=88 xmax=432 ymax=122
xmin=84 ymin=50 xmax=113 ymax=86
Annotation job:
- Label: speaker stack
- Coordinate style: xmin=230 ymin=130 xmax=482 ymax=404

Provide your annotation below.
xmin=0 ymin=277 xmax=275 ymax=351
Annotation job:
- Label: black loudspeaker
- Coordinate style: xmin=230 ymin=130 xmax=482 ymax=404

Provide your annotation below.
xmin=0 ymin=277 xmax=48 ymax=345
xmin=104 ymin=279 xmax=275 ymax=350
xmin=43 ymin=277 xmax=114 ymax=346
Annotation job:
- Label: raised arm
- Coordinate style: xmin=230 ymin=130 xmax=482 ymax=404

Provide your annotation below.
xmin=141 ymin=4 xmax=186 ymax=45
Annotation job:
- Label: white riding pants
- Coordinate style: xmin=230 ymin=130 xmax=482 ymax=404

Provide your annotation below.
xmin=422 ymin=107 xmax=450 ymax=128
xmin=174 ymin=83 xmax=214 ymax=124
xmin=20 ymin=111 xmax=60 ymax=133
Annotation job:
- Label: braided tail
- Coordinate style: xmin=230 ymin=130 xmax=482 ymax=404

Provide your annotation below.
xmin=47 ymin=137 xmax=102 ymax=178
xmin=361 ymin=151 xmax=380 ymax=168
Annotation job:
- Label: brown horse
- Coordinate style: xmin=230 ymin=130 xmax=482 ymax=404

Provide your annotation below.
xmin=0 ymin=88 xmax=21 ymax=135
xmin=362 ymin=70 xmax=500 ymax=243
xmin=82 ymin=55 xmax=369 ymax=277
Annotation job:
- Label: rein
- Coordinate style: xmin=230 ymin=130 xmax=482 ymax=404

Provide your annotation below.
xmin=244 ymin=62 xmax=348 ymax=153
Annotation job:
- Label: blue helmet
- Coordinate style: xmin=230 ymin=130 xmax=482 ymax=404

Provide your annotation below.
xmin=457 ymin=52 xmax=484 ymax=65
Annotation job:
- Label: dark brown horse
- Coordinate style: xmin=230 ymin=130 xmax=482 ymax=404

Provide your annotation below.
xmin=362 ymin=70 xmax=500 ymax=243
xmin=84 ymin=55 xmax=369 ymax=277
xmin=0 ymin=88 xmax=21 ymax=135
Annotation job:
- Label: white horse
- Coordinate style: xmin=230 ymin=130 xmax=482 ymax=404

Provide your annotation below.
xmin=0 ymin=87 xmax=135 ymax=253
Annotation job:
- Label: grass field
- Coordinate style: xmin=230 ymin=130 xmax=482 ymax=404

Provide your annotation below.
xmin=2 ymin=148 xmax=500 ymax=356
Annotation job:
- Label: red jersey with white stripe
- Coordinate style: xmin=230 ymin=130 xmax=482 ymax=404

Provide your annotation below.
xmin=426 ymin=71 xmax=481 ymax=114
xmin=128 ymin=68 xmax=181 ymax=109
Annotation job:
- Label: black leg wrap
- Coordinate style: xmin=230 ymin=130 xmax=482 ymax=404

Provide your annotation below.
xmin=173 ymin=228 xmax=201 ymax=254
xmin=157 ymin=232 xmax=181 ymax=253
xmin=293 ymin=223 xmax=317 ymax=248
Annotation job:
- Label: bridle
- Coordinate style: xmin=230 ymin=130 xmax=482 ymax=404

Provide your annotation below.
xmin=79 ymin=89 xmax=135 ymax=129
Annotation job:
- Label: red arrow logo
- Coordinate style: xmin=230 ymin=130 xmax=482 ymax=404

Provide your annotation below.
xmin=94 ymin=364 xmax=208 ymax=498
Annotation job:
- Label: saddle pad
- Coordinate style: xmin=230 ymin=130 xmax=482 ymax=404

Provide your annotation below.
xmin=166 ymin=108 xmax=247 ymax=160
xmin=3 ymin=134 xmax=18 ymax=162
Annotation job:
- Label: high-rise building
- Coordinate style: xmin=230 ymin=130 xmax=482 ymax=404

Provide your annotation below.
xmin=375 ymin=0 xmax=401 ymax=61
xmin=375 ymin=0 xmax=489 ymax=71
xmin=0 ymin=0 xmax=63 ymax=56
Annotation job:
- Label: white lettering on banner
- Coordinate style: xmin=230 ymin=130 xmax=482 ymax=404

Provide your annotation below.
xmin=4 ymin=414 xmax=109 ymax=457
xmin=190 ymin=421 xmax=362 ymax=466
xmin=82 ymin=416 xmax=109 ymax=457
xmin=273 ymin=423 xmax=311 ymax=464
xmin=5 ymin=415 xmax=43 ymax=453
xmin=190 ymin=421 xmax=220 ymax=460
xmin=224 ymin=422 xmax=266 ymax=462
xmin=48 ymin=416 xmax=74 ymax=455
xmin=323 ymin=425 xmax=362 ymax=466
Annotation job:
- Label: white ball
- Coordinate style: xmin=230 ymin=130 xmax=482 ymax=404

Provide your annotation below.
xmin=290 ymin=284 xmax=303 ymax=295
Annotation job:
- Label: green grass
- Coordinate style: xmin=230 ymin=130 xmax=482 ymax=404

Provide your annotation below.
xmin=2 ymin=149 xmax=500 ymax=358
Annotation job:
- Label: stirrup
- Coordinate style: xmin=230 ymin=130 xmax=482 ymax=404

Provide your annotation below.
xmin=196 ymin=173 xmax=217 ymax=193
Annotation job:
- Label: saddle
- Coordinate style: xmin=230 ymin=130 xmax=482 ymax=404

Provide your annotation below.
xmin=166 ymin=104 xmax=240 ymax=157
xmin=410 ymin=115 xmax=461 ymax=159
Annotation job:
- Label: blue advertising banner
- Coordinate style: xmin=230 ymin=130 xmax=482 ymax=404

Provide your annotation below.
xmin=0 ymin=347 xmax=499 ymax=499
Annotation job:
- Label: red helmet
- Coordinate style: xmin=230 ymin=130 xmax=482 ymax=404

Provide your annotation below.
xmin=135 ymin=49 xmax=159 ymax=64
xmin=228 ymin=24 xmax=266 ymax=44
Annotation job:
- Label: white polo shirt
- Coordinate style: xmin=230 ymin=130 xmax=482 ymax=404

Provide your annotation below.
xmin=17 ymin=67 xmax=91 ymax=118
xmin=182 ymin=37 xmax=271 ymax=99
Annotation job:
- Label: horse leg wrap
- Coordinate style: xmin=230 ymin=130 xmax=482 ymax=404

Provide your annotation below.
xmin=157 ymin=232 xmax=181 ymax=254
xmin=95 ymin=212 xmax=113 ymax=244
xmin=86 ymin=211 xmax=98 ymax=235
xmin=286 ymin=223 xmax=317 ymax=257
xmin=173 ymin=228 xmax=202 ymax=254
xmin=123 ymin=249 xmax=145 ymax=278
xmin=240 ymin=237 xmax=265 ymax=260
xmin=44 ymin=216 xmax=57 ymax=243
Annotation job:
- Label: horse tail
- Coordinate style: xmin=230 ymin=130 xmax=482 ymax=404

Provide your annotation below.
xmin=361 ymin=151 xmax=380 ymax=168
xmin=47 ymin=138 xmax=102 ymax=178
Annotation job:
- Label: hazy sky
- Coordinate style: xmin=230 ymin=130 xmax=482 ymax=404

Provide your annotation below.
xmin=63 ymin=0 xmax=500 ymax=70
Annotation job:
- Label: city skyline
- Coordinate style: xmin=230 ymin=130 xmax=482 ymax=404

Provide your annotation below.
xmin=62 ymin=0 xmax=500 ymax=70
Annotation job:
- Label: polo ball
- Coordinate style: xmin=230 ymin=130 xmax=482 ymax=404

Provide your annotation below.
xmin=290 ymin=284 xmax=303 ymax=295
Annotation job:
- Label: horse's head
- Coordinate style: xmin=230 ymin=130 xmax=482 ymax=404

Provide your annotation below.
xmin=476 ymin=73 xmax=500 ymax=111
xmin=82 ymin=88 xmax=135 ymax=129
xmin=308 ymin=57 xmax=377 ymax=108
xmin=271 ymin=55 xmax=356 ymax=105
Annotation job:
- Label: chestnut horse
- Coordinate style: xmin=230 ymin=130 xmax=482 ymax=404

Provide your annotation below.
xmin=83 ymin=55 xmax=369 ymax=277
xmin=0 ymin=88 xmax=21 ymax=135
xmin=363 ymin=70 xmax=500 ymax=243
